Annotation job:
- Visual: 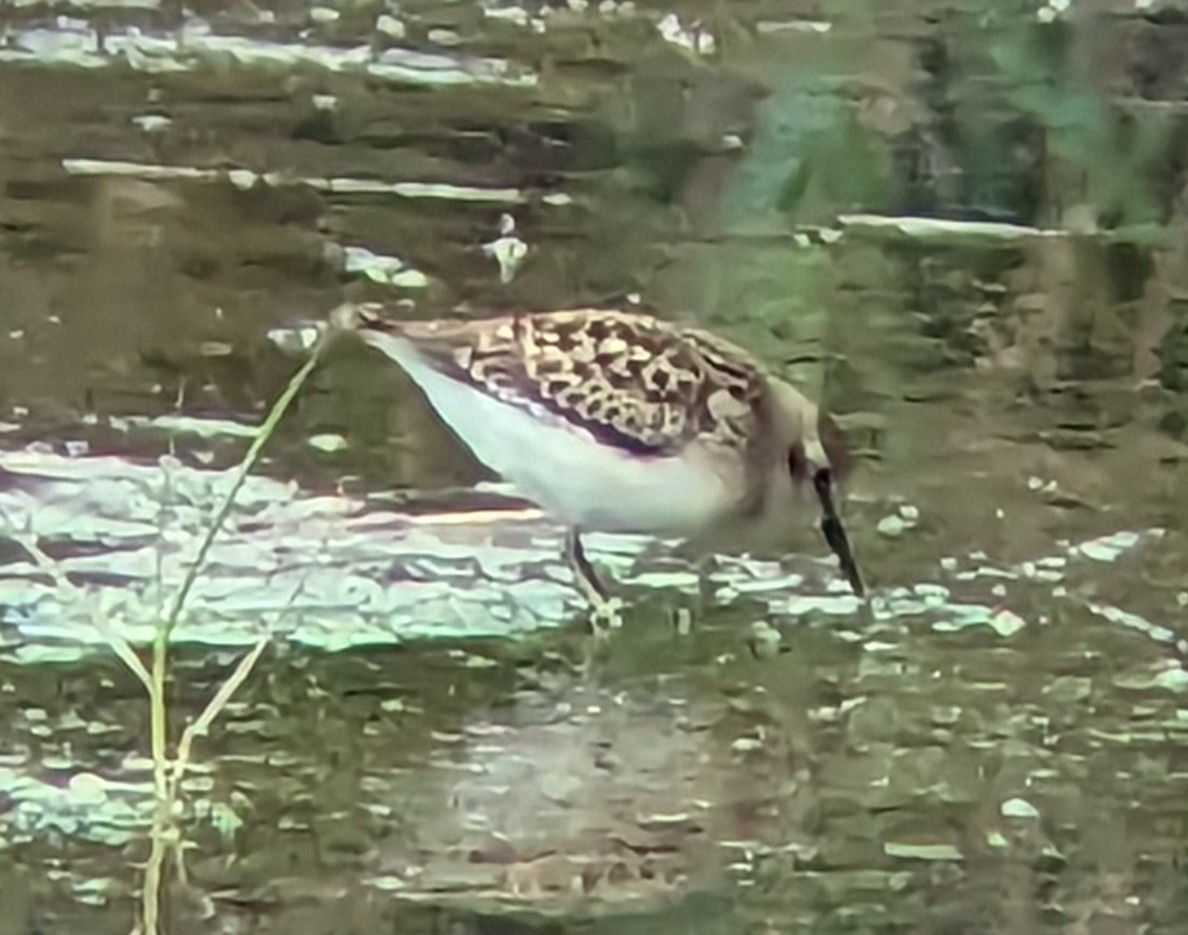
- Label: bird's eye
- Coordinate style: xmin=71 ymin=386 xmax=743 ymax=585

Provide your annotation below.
xmin=787 ymin=443 xmax=807 ymax=480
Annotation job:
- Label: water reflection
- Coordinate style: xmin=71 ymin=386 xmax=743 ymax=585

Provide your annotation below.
xmin=2 ymin=0 xmax=1188 ymax=932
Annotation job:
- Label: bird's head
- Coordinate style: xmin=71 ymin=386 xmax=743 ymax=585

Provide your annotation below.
xmin=770 ymin=379 xmax=865 ymax=598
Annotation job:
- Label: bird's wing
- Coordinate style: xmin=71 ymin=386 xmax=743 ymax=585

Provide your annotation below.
xmin=392 ymin=309 xmax=768 ymax=457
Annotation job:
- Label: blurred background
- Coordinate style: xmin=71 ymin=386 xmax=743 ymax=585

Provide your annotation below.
xmin=1 ymin=0 xmax=1187 ymax=931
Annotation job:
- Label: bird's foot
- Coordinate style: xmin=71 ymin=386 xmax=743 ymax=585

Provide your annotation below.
xmin=663 ymin=579 xmax=712 ymax=636
xmin=587 ymin=596 xmax=625 ymax=635
xmin=668 ymin=605 xmax=695 ymax=636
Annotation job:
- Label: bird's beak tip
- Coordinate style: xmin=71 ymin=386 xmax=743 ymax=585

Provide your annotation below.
xmin=811 ymin=468 xmax=866 ymax=599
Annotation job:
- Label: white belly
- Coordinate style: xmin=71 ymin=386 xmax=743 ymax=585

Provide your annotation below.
xmin=364 ymin=332 xmax=739 ymax=536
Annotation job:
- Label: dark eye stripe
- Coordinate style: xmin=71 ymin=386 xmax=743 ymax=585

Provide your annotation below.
xmin=818 ymin=412 xmax=852 ymax=479
xmin=787 ymin=443 xmax=806 ymax=479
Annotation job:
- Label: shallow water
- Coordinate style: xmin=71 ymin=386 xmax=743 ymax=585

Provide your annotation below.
xmin=2 ymin=0 xmax=1188 ymax=932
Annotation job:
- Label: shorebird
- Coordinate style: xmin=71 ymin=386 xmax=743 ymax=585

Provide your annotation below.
xmin=329 ymin=303 xmax=865 ymax=629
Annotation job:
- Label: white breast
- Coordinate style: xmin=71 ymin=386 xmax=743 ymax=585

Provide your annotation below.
xmin=362 ymin=331 xmax=739 ymax=536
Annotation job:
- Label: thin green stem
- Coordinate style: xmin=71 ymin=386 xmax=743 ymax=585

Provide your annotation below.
xmin=138 ymin=336 xmax=328 ymax=935
xmin=151 ymin=618 xmax=169 ymax=801
xmin=160 ymin=341 xmax=326 ymax=642
xmin=0 ymin=511 xmax=154 ymax=692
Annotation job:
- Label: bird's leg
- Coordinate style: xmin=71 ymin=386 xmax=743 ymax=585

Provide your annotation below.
xmin=565 ymin=529 xmax=623 ymax=632
xmin=696 ymin=553 xmax=715 ymax=614
xmin=666 ymin=554 xmax=713 ymax=636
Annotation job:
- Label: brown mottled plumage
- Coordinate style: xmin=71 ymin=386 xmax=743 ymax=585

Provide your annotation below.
xmin=382 ymin=310 xmax=766 ymax=453
xmin=330 ymin=303 xmax=864 ymax=629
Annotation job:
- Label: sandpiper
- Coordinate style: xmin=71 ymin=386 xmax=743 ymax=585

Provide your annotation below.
xmin=329 ymin=303 xmax=865 ymax=629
